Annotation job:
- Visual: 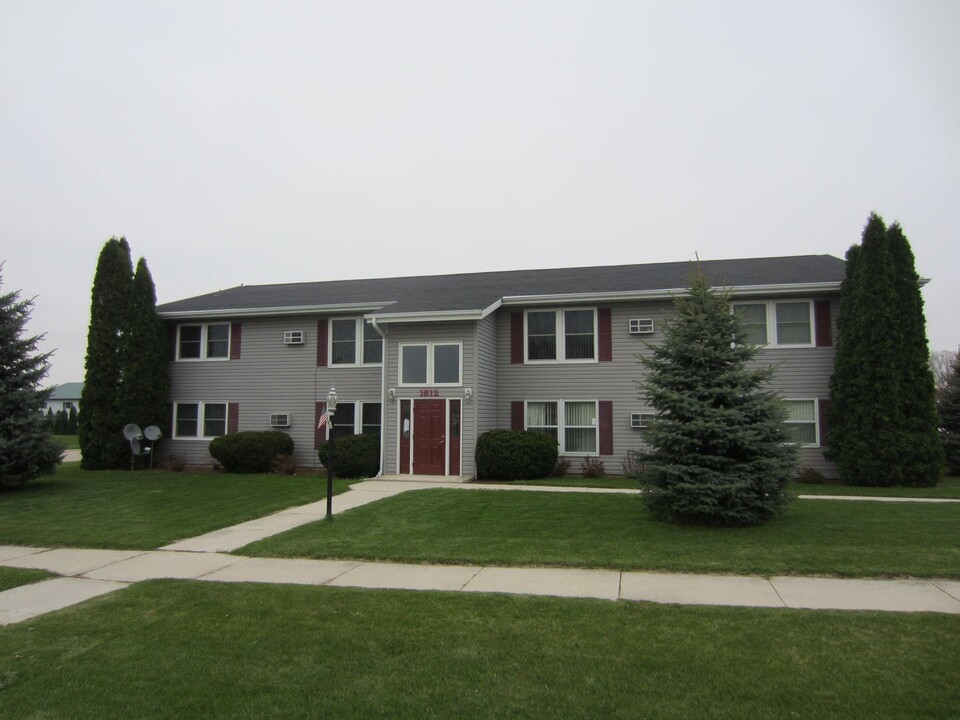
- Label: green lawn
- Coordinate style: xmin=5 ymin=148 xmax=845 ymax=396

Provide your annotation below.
xmin=51 ymin=434 xmax=80 ymax=450
xmin=0 ymin=580 xmax=956 ymax=720
xmin=0 ymin=567 xmax=55 ymax=593
xmin=0 ymin=465 xmax=352 ymax=550
xmin=240 ymin=488 xmax=960 ymax=578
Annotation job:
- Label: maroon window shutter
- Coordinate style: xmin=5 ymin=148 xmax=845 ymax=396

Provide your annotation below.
xmin=818 ymin=398 xmax=831 ymax=447
xmin=227 ymin=402 xmax=239 ymax=434
xmin=317 ymin=319 xmax=328 ymax=367
xmin=315 ymin=402 xmax=326 ymax=448
xmin=598 ymin=308 xmax=612 ymax=362
xmin=599 ymin=400 xmax=613 ymax=455
xmin=230 ymin=322 xmax=242 ymax=359
xmin=511 ymin=401 xmax=524 ymax=430
xmin=510 ymin=312 xmax=524 ymax=364
xmin=167 ymin=325 xmax=178 ymax=361
xmin=166 ymin=402 xmax=174 ymax=438
xmin=814 ymin=300 xmax=832 ymax=347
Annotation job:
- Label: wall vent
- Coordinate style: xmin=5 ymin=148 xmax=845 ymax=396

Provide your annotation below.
xmin=629 ymin=319 xmax=654 ymax=335
xmin=270 ymin=412 xmax=291 ymax=428
xmin=630 ymin=412 xmax=654 ymax=429
xmin=284 ymin=330 xmax=305 ymax=345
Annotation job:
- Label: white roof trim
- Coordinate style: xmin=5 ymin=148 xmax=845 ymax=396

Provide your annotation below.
xmin=158 ymin=301 xmax=393 ymax=319
xmin=500 ymin=281 xmax=843 ymax=306
xmin=366 ymin=308 xmax=486 ymax=324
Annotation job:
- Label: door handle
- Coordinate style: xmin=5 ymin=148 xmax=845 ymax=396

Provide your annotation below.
xmin=439 ymin=434 xmax=445 ymax=444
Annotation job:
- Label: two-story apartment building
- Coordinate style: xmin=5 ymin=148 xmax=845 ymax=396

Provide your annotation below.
xmin=156 ymin=255 xmax=846 ymax=478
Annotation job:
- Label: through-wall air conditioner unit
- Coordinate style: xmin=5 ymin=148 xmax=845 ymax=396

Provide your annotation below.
xmin=270 ymin=412 xmax=292 ymax=428
xmin=629 ymin=318 xmax=654 ymax=335
xmin=283 ymin=330 xmax=305 ymax=345
xmin=630 ymin=412 xmax=655 ymax=429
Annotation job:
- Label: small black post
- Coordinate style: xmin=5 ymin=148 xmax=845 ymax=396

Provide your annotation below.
xmin=326 ymin=433 xmax=335 ymax=520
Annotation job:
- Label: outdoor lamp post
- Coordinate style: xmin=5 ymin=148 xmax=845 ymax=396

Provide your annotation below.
xmin=326 ymin=386 xmax=338 ymax=520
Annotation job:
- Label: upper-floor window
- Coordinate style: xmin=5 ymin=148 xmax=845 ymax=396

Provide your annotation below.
xmin=330 ymin=318 xmax=382 ymax=366
xmin=399 ymin=342 xmax=462 ymax=386
xmin=732 ymin=301 xmax=813 ymax=348
xmin=178 ymin=323 xmax=231 ymax=361
xmin=525 ymin=308 xmax=597 ymax=362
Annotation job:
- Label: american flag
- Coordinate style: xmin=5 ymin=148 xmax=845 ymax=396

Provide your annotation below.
xmin=317 ymin=410 xmax=332 ymax=430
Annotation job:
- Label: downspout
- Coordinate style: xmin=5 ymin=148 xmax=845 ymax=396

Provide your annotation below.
xmin=369 ymin=316 xmax=387 ymax=477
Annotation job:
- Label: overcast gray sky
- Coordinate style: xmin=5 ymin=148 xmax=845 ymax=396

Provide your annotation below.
xmin=2 ymin=0 xmax=958 ymax=388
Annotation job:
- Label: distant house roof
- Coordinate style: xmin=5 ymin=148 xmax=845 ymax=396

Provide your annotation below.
xmin=157 ymin=254 xmax=846 ymax=321
xmin=48 ymin=382 xmax=83 ymax=400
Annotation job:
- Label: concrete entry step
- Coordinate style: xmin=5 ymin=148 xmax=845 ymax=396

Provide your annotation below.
xmin=375 ymin=474 xmax=471 ymax=484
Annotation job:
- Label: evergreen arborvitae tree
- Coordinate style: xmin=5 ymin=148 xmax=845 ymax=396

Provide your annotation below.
xmin=827 ymin=213 xmax=942 ymax=486
xmin=68 ymin=405 xmax=79 ymax=435
xmin=0 ymin=269 xmax=62 ymax=487
xmin=80 ymin=237 xmax=134 ymax=469
xmin=887 ymin=222 xmax=944 ymax=484
xmin=117 ymin=258 xmax=168 ymax=432
xmin=940 ymin=354 xmax=960 ymax=475
xmin=639 ymin=270 xmax=796 ymax=526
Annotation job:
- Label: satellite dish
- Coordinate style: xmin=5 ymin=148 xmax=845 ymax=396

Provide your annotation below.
xmin=144 ymin=426 xmax=162 ymax=441
xmin=130 ymin=437 xmax=141 ymax=455
xmin=123 ymin=423 xmax=143 ymax=441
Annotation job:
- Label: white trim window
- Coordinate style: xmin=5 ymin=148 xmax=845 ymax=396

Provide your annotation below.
xmin=784 ymin=399 xmax=818 ymax=446
xmin=177 ymin=323 xmax=231 ymax=361
xmin=526 ymin=400 xmax=598 ymax=455
xmin=330 ymin=318 xmax=383 ymax=366
xmin=326 ymin=401 xmax=383 ymax=440
xmin=525 ymin=308 xmax=597 ymax=363
xmin=174 ymin=402 xmax=228 ymax=439
xmin=732 ymin=301 xmax=814 ymax=348
xmin=399 ymin=342 xmax=462 ymax=386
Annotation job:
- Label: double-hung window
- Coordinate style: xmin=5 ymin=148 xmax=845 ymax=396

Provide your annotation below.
xmin=525 ymin=309 xmax=597 ymax=362
xmin=732 ymin=301 xmax=813 ymax=348
xmin=784 ymin=400 xmax=818 ymax=446
xmin=525 ymin=400 xmax=598 ymax=455
xmin=331 ymin=318 xmax=382 ymax=366
xmin=325 ymin=401 xmax=383 ymax=439
xmin=399 ymin=343 xmax=462 ymax=386
xmin=174 ymin=402 xmax=228 ymax=439
xmin=178 ymin=323 xmax=231 ymax=360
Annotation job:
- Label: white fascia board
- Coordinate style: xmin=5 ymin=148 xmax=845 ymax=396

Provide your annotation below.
xmin=366 ymin=308 xmax=486 ymax=324
xmin=500 ymin=281 xmax=842 ymax=306
xmin=158 ymin=301 xmax=393 ymax=319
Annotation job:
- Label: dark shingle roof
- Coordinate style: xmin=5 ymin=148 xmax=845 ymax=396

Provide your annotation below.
xmin=157 ymin=255 xmax=845 ymax=317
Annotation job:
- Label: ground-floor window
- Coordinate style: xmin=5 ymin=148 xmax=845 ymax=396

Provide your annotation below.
xmin=784 ymin=399 xmax=818 ymax=446
xmin=328 ymin=401 xmax=382 ymax=439
xmin=174 ymin=402 xmax=227 ymax=439
xmin=525 ymin=400 xmax=598 ymax=455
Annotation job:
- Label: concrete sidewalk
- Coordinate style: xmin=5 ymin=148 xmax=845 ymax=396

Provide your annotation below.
xmin=3 ymin=544 xmax=959 ymax=625
xmin=2 ymin=478 xmax=959 ymax=625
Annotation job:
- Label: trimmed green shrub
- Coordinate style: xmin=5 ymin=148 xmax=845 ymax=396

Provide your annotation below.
xmin=208 ymin=431 xmax=294 ymax=474
xmin=317 ymin=433 xmax=380 ymax=478
xmin=475 ymin=430 xmax=557 ymax=481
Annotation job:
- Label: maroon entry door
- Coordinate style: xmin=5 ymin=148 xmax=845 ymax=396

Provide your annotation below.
xmin=413 ymin=399 xmax=446 ymax=475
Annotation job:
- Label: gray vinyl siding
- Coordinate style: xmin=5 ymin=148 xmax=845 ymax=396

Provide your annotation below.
xmin=495 ymin=297 xmax=839 ymax=477
xmin=382 ymin=321 xmax=476 ymax=478
xmin=165 ymin=315 xmax=381 ymax=468
xmin=475 ymin=313 xmax=499 ymax=439
xmin=496 ymin=302 xmax=671 ymax=475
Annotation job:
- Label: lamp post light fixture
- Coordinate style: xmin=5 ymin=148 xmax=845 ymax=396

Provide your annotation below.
xmin=326 ymin=386 xmax=338 ymax=520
